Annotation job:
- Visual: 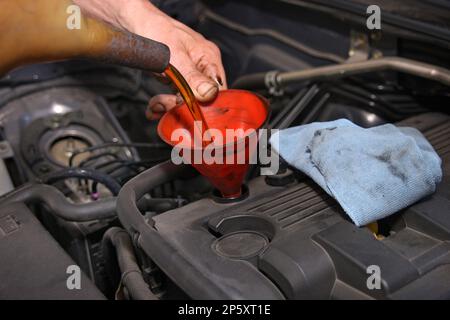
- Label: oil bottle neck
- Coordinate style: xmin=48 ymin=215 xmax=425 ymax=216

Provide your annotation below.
xmin=0 ymin=0 xmax=170 ymax=76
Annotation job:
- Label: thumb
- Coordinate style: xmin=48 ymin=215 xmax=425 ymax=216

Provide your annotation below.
xmin=175 ymin=59 xmax=219 ymax=103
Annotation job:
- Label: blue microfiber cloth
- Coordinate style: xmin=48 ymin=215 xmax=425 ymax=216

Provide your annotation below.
xmin=270 ymin=119 xmax=442 ymax=226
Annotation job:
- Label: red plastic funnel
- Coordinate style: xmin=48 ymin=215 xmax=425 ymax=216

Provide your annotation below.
xmin=158 ymin=89 xmax=269 ymax=198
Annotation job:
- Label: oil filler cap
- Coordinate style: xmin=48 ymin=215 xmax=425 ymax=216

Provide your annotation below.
xmin=213 ymin=231 xmax=268 ymax=259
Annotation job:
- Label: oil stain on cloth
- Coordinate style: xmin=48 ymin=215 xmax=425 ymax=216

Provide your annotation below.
xmin=270 ymin=119 xmax=442 ymax=226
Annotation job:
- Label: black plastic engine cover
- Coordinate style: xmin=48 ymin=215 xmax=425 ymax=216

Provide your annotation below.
xmin=0 ymin=203 xmax=105 ymax=299
xmin=135 ymin=113 xmax=450 ymax=299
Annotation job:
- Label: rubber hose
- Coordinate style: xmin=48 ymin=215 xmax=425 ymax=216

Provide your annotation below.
xmin=42 ymin=168 xmax=121 ymax=196
xmin=0 ymin=183 xmax=116 ymax=221
xmin=117 ymin=161 xmax=188 ymax=231
xmin=102 ymin=227 xmax=158 ymax=300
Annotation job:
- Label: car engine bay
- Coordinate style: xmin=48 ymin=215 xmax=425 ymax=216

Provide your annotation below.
xmin=0 ymin=0 xmax=449 ymax=300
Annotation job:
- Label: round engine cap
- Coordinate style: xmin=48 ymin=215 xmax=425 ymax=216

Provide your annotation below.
xmin=213 ymin=231 xmax=269 ymax=259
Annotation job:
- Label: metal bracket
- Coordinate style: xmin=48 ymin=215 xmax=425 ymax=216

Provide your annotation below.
xmin=265 ymin=71 xmax=284 ymax=96
xmin=347 ymin=31 xmax=370 ymax=63
xmin=0 ymin=141 xmax=13 ymax=159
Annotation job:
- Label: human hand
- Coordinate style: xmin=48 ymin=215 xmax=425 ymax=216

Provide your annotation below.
xmin=73 ymin=0 xmax=227 ymax=119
